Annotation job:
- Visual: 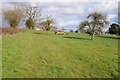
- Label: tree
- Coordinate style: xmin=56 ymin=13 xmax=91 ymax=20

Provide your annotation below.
xmin=24 ymin=5 xmax=42 ymax=21
xmin=25 ymin=17 xmax=35 ymax=30
xmin=24 ymin=5 xmax=42 ymax=29
xmin=51 ymin=26 xmax=57 ymax=31
xmin=79 ymin=20 xmax=90 ymax=33
xmin=4 ymin=7 xmax=24 ymax=28
xmin=79 ymin=12 xmax=109 ymax=40
xmin=40 ymin=16 xmax=54 ymax=35
xmin=70 ymin=29 xmax=74 ymax=32
xmin=61 ymin=27 xmax=66 ymax=32
xmin=75 ymin=30 xmax=78 ymax=33
xmin=108 ymin=23 xmax=120 ymax=35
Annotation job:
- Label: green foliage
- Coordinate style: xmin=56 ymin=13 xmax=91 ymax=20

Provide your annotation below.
xmin=50 ymin=26 xmax=57 ymax=31
xmin=108 ymin=23 xmax=120 ymax=35
xmin=79 ymin=21 xmax=89 ymax=30
xmin=40 ymin=17 xmax=54 ymax=34
xmin=2 ymin=31 xmax=119 ymax=78
xmin=25 ymin=17 xmax=35 ymax=30
xmin=40 ymin=21 xmax=52 ymax=31
xmin=79 ymin=12 xmax=109 ymax=40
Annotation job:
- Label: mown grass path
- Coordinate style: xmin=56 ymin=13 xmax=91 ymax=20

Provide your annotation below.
xmin=2 ymin=30 xmax=119 ymax=78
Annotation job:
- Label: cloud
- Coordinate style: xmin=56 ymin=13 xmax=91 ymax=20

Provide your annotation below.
xmin=107 ymin=14 xmax=118 ymax=22
xmin=57 ymin=20 xmax=80 ymax=30
xmin=2 ymin=2 xmax=15 ymax=11
xmin=47 ymin=5 xmax=59 ymax=12
xmin=1 ymin=1 xmax=118 ymax=30
xmin=96 ymin=2 xmax=118 ymax=13
xmin=2 ymin=0 xmax=119 ymax=2
xmin=58 ymin=21 xmax=79 ymax=27
xmin=60 ymin=7 xmax=84 ymax=15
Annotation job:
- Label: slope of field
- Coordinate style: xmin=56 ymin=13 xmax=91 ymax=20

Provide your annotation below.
xmin=0 ymin=36 xmax=2 ymax=79
xmin=2 ymin=30 xmax=119 ymax=78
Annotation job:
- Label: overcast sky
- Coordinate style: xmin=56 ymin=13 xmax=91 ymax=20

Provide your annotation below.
xmin=1 ymin=0 xmax=119 ymax=31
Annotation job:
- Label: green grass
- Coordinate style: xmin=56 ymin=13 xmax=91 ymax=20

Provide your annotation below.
xmin=2 ymin=30 xmax=119 ymax=78
xmin=0 ymin=36 xmax=2 ymax=79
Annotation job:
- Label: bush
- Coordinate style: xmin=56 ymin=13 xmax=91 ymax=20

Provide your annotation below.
xmin=108 ymin=23 xmax=120 ymax=35
xmin=4 ymin=7 xmax=24 ymax=28
xmin=70 ymin=29 xmax=74 ymax=32
xmin=0 ymin=28 xmax=2 ymax=36
xmin=1 ymin=27 xmax=28 ymax=36
xmin=25 ymin=18 xmax=35 ymax=30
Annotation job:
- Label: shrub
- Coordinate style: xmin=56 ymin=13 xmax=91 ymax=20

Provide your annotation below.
xmin=1 ymin=27 xmax=28 ymax=36
xmin=4 ymin=7 xmax=24 ymax=28
xmin=25 ymin=17 xmax=35 ymax=30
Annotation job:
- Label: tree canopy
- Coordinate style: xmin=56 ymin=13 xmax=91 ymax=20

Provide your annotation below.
xmin=25 ymin=17 xmax=35 ymax=30
xmin=79 ymin=12 xmax=109 ymax=40
xmin=40 ymin=16 xmax=54 ymax=34
xmin=4 ymin=7 xmax=24 ymax=28
xmin=108 ymin=23 xmax=120 ymax=35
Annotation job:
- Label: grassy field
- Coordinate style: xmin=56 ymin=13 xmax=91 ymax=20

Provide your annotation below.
xmin=2 ymin=30 xmax=119 ymax=78
xmin=0 ymin=36 xmax=2 ymax=78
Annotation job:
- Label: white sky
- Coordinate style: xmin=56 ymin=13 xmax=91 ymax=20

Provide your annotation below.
xmin=1 ymin=0 xmax=119 ymax=31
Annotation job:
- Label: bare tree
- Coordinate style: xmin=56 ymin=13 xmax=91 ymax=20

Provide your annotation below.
xmin=23 ymin=4 xmax=42 ymax=29
xmin=4 ymin=7 xmax=24 ymax=28
xmin=24 ymin=5 xmax=42 ymax=21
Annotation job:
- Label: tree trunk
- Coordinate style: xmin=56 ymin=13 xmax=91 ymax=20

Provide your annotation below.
xmin=28 ymin=27 xmax=30 ymax=30
xmin=32 ymin=26 xmax=34 ymax=30
xmin=91 ymin=31 xmax=95 ymax=40
xmin=30 ymin=27 xmax=33 ymax=30
xmin=46 ymin=30 xmax=47 ymax=35
xmin=90 ymin=26 xmax=96 ymax=40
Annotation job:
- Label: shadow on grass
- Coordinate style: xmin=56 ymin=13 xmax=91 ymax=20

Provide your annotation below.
xmin=97 ymin=35 xmax=120 ymax=40
xmin=64 ymin=36 xmax=90 ymax=40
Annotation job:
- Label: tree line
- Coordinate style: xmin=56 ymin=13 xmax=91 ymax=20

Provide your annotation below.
xmin=3 ymin=5 xmax=54 ymax=35
xmin=3 ymin=4 xmax=120 ymax=40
